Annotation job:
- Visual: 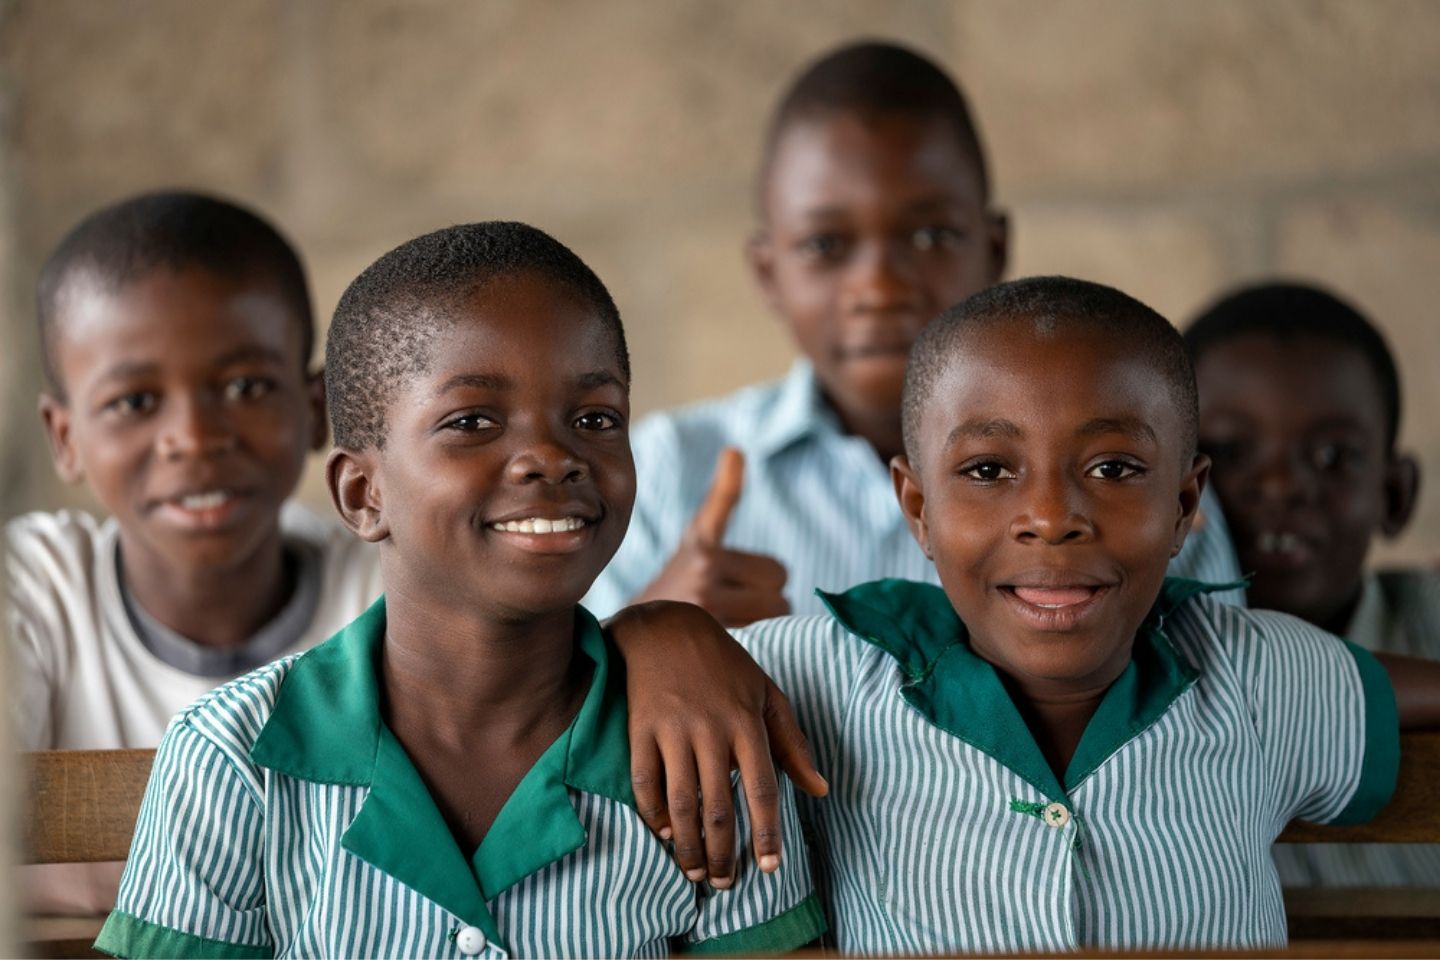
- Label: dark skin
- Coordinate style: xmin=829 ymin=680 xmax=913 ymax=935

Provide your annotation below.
xmin=328 ymin=273 xmax=634 ymax=849
xmin=40 ymin=265 xmax=327 ymax=647
xmin=634 ymin=111 xmax=1008 ymax=626
xmin=1195 ymin=334 xmax=1420 ymax=635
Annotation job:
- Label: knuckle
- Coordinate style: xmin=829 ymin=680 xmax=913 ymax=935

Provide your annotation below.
xmin=669 ymin=793 xmax=698 ymax=817
xmin=630 ymin=768 xmax=657 ymax=788
xmin=673 ymin=840 xmax=702 ymax=860
xmin=754 ymin=824 xmax=781 ymax=846
xmin=636 ymin=800 xmax=665 ymax=821
xmin=708 ymin=851 xmax=734 ymax=870
xmin=747 ymin=775 xmax=780 ymax=801
xmin=704 ymin=802 xmax=733 ymax=827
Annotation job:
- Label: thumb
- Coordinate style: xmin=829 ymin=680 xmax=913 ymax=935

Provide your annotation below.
xmin=691 ymin=447 xmax=745 ymax=546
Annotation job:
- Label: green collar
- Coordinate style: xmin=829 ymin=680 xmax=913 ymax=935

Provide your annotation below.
xmin=818 ymin=577 xmax=1234 ymax=801
xmin=251 ymin=597 xmax=634 ymax=942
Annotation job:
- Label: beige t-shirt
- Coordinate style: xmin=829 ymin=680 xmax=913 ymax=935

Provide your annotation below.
xmin=6 ymin=503 xmax=382 ymax=751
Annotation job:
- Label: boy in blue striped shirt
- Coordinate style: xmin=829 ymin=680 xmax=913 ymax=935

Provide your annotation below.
xmin=96 ymin=222 xmax=824 ymax=959
xmin=620 ymin=275 xmax=1440 ymax=953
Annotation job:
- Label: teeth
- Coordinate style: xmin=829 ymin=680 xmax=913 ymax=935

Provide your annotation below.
xmin=492 ymin=517 xmax=587 ymax=534
xmin=179 ymin=491 xmax=230 ymax=510
xmin=1257 ymin=531 xmax=1303 ymax=554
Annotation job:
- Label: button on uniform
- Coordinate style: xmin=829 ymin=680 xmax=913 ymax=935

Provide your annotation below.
xmin=1042 ymin=802 xmax=1071 ymax=828
xmin=456 ymin=925 xmax=487 ymax=956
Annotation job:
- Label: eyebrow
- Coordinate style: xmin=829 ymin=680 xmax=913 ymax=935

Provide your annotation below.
xmin=945 ymin=418 xmax=1022 ymax=448
xmin=92 ymin=360 xmax=160 ymax=387
xmin=800 ymin=195 xmax=969 ymax=223
xmin=213 ymin=345 xmax=291 ymax=367
xmin=1077 ymin=417 xmax=1159 ymax=445
xmin=436 ymin=370 xmax=624 ymax=395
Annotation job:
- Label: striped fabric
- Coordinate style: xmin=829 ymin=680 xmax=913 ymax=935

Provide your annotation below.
xmin=1273 ymin=568 xmax=1440 ymax=888
xmin=735 ymin=579 xmax=1398 ymax=953
xmin=585 ymin=361 xmax=1244 ymax=618
xmin=96 ymin=602 xmax=823 ymax=959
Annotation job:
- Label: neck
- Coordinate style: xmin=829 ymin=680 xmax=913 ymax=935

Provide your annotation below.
xmin=1004 ymin=678 xmax=1112 ymax=782
xmin=118 ymin=529 xmax=291 ymax=648
xmin=380 ymin=580 xmax=588 ymax=749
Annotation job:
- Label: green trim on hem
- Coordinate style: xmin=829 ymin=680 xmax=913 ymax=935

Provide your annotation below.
xmin=680 ymin=894 xmax=827 ymax=956
xmin=93 ymin=910 xmax=270 ymax=960
xmin=1332 ymin=641 xmax=1401 ymax=825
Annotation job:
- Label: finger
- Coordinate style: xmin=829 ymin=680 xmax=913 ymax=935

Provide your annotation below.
xmin=630 ymin=735 xmax=672 ymax=841
xmin=696 ymin=734 xmax=738 ymax=888
xmin=690 ymin=447 xmax=745 ymax=546
xmin=710 ymin=550 xmax=789 ymax=591
xmin=659 ymin=740 xmax=707 ymax=882
xmin=764 ymin=681 xmax=828 ymax=798
xmin=732 ymin=720 xmax=784 ymax=874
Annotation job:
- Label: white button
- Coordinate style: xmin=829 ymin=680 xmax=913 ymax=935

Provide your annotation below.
xmin=1042 ymin=802 xmax=1071 ymax=828
xmin=456 ymin=925 xmax=487 ymax=956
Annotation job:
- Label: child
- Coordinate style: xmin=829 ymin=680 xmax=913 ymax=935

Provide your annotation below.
xmin=95 ymin=222 xmax=823 ymax=958
xmin=620 ymin=276 xmax=1440 ymax=953
xmin=8 ymin=191 xmax=381 ymax=753
xmin=1185 ymin=281 xmax=1440 ymax=888
xmin=585 ymin=41 xmax=1242 ymax=624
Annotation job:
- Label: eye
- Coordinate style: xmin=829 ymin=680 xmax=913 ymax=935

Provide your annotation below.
xmin=223 ymin=376 xmax=276 ymax=402
xmin=795 ymin=232 xmax=849 ymax=262
xmin=1311 ymin=442 xmax=1365 ymax=473
xmin=574 ymin=410 xmax=621 ymax=432
xmin=442 ymin=413 xmax=499 ymax=433
xmin=102 ymin=391 xmax=158 ymax=417
xmin=1086 ymin=459 xmax=1145 ymax=480
xmin=911 ymin=225 xmax=966 ymax=253
xmin=959 ymin=460 xmax=1016 ymax=482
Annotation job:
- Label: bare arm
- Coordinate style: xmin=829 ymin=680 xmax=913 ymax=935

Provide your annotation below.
xmin=1377 ymin=652 xmax=1440 ymax=729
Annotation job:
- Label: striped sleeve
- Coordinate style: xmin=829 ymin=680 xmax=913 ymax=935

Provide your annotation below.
xmin=94 ymin=721 xmax=271 ymax=959
xmin=1234 ymin=607 xmax=1399 ymax=827
xmin=681 ymin=778 xmax=825 ymax=953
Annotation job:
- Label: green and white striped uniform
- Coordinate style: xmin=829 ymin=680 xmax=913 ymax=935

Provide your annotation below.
xmin=95 ymin=599 xmax=824 ymax=959
xmin=735 ymin=578 xmax=1398 ymax=954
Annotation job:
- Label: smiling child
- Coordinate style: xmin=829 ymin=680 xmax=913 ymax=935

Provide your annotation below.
xmin=1185 ymin=281 xmax=1440 ymax=887
xmin=625 ymin=276 xmax=1440 ymax=953
xmin=94 ymin=222 xmax=822 ymax=959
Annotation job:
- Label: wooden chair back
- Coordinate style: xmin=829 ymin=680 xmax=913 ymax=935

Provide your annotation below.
xmin=23 ymin=749 xmax=155 ymax=865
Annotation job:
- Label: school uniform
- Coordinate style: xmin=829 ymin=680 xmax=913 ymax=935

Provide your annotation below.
xmin=733 ymin=578 xmax=1398 ymax=953
xmin=95 ymin=599 xmax=824 ymax=959
xmin=585 ymin=361 xmax=1245 ymax=618
xmin=1272 ymin=567 xmax=1440 ymax=888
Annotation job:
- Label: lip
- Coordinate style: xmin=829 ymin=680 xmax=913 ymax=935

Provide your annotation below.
xmin=996 ymin=570 xmax=1115 ymax=632
xmin=1239 ymin=526 xmax=1321 ymax=573
xmin=149 ymin=487 xmax=251 ymax=533
xmin=485 ymin=507 xmax=602 ymax=556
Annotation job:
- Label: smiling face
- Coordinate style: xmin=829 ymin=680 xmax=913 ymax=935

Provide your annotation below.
xmin=751 ymin=112 xmax=1006 ymax=437
xmin=41 ymin=266 xmax=323 ymax=580
xmin=343 ymin=272 xmax=635 ymax=622
xmin=1195 ymin=333 xmax=1416 ymax=631
xmin=893 ymin=321 xmax=1204 ymax=695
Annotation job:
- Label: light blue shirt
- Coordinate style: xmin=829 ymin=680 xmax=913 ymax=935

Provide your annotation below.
xmin=588 ymin=361 xmax=1245 ymax=617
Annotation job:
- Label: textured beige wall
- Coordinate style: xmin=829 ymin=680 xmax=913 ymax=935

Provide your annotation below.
xmin=1 ymin=0 xmax=1438 ymax=564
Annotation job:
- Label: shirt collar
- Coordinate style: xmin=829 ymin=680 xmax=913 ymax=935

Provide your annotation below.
xmin=749 ymin=360 xmax=839 ymax=461
xmin=1343 ymin=573 xmax=1386 ymax=652
xmin=251 ymin=596 xmax=633 ymax=938
xmin=817 ymin=577 xmax=1232 ymax=800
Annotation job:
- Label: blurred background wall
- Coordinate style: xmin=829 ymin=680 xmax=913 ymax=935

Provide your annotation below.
xmin=1 ymin=0 xmax=1437 ymax=563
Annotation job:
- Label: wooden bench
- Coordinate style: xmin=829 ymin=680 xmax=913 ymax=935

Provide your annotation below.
xmin=22 ymin=749 xmax=155 ymax=958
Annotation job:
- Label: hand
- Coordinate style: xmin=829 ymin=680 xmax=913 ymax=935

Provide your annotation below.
xmin=606 ymin=600 xmax=828 ymax=887
xmin=634 ymin=447 xmax=790 ymax=627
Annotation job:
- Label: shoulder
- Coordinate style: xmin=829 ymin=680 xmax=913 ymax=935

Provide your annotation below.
xmin=1166 ymin=592 xmax=1353 ymax=677
xmin=733 ymin=611 xmax=885 ymax=696
xmin=5 ymin=509 xmax=110 ymax=583
xmin=167 ymin=655 xmax=300 ymax=766
xmin=1375 ymin=567 xmax=1440 ymax=618
xmin=631 ymin=377 xmax=791 ymax=457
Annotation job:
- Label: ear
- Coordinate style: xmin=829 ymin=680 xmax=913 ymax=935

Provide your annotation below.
xmin=746 ymin=229 xmax=783 ymax=315
xmin=38 ymin=393 xmax=83 ymax=485
xmin=1380 ymin=453 xmax=1420 ymax=538
xmin=306 ymin=367 xmax=329 ymax=452
xmin=890 ymin=454 xmax=933 ymax=559
xmin=1171 ymin=453 xmax=1210 ymax=557
xmin=985 ymin=208 xmax=1009 ymax=284
xmin=326 ymin=447 xmax=388 ymax=543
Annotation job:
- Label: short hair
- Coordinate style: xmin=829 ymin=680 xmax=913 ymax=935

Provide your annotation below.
xmin=759 ymin=40 xmax=992 ymax=206
xmin=326 ymin=221 xmax=629 ymax=451
xmin=1184 ymin=281 xmax=1401 ymax=450
xmin=903 ymin=276 xmax=1198 ymax=465
xmin=37 ymin=190 xmax=313 ymax=398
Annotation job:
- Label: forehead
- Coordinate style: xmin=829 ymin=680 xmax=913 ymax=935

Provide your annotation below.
xmin=1195 ymin=334 xmax=1387 ymax=426
xmin=764 ymin=112 xmax=986 ymax=220
xmin=52 ymin=266 xmax=307 ymax=382
xmin=412 ymin=273 xmax=624 ymax=391
xmin=920 ymin=322 xmax=1183 ymax=456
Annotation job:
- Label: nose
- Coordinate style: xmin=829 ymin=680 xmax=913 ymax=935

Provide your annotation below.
xmin=845 ymin=239 xmax=918 ymax=313
xmin=1252 ymin=448 xmax=1316 ymax=507
xmin=1009 ymin=472 xmax=1096 ymax=545
xmin=505 ymin=423 xmax=589 ymax=485
xmin=156 ymin=394 xmax=235 ymax=460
